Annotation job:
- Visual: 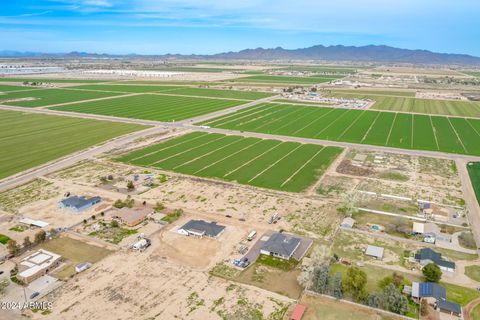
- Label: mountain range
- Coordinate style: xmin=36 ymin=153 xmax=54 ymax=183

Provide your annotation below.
xmin=1 ymin=45 xmax=480 ymax=65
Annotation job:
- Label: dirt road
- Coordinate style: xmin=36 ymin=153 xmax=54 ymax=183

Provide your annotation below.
xmin=456 ymin=158 xmax=480 ymax=252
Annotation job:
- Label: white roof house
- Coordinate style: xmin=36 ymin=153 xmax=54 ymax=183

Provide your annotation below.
xmin=17 ymin=249 xmax=61 ymax=283
xmin=365 ymin=245 xmax=384 ymax=259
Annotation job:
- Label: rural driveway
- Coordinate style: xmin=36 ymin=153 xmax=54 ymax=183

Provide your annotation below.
xmin=456 ymin=158 xmax=480 ymax=251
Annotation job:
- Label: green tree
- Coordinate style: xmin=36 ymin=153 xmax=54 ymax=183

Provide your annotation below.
xmin=7 ymin=239 xmax=19 ymax=256
xmin=422 ymin=263 xmax=442 ymax=282
xmin=110 ymin=220 xmax=119 ymax=228
xmin=379 ymin=272 xmax=404 ymax=289
xmin=154 ymin=202 xmax=165 ymax=212
xmin=365 ymin=292 xmax=381 ymax=308
xmin=381 ymin=283 xmax=408 ymax=315
xmin=127 ymin=180 xmax=135 ymax=191
xmin=343 ymin=266 xmax=367 ymax=301
xmin=312 ymin=266 xmax=329 ymax=294
xmin=34 ymin=230 xmax=46 ymax=244
xmin=23 ymin=236 xmax=32 ymax=248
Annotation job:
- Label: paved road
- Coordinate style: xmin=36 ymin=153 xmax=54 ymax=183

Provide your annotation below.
xmin=3 ymin=96 xmax=480 ymax=197
xmin=176 ymin=94 xmax=280 ymax=124
xmin=456 ymin=159 xmax=480 ymax=251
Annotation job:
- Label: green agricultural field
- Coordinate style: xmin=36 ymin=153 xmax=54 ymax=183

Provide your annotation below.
xmin=0 ymin=110 xmax=145 ymax=180
xmin=156 ymin=87 xmax=274 ymax=100
xmin=326 ymin=90 xmax=480 ymax=117
xmin=0 ymin=78 xmax=109 ymax=83
xmin=149 ymin=66 xmax=244 ymax=73
xmin=117 ymin=132 xmax=342 ymax=192
xmin=0 ymin=85 xmax=42 ymax=92
xmin=231 ymin=75 xmax=343 ymax=84
xmin=272 ymin=99 xmax=332 ymax=106
xmin=68 ymin=84 xmax=184 ymax=93
xmin=371 ymin=96 xmax=480 ymax=117
xmin=325 ymin=89 xmax=416 ymax=97
xmin=467 ymin=162 xmax=480 ymax=204
xmin=51 ymin=94 xmax=246 ymax=122
xmin=199 ymin=103 xmax=480 ymax=156
xmin=0 ymin=88 xmax=125 ymax=107
xmin=279 ymin=65 xmax=359 ymax=74
xmin=462 ymin=71 xmax=480 ymax=77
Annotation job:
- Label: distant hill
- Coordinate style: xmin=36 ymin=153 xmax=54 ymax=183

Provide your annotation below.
xmin=211 ymin=45 xmax=480 ymax=65
xmin=1 ymin=45 xmax=480 ymax=65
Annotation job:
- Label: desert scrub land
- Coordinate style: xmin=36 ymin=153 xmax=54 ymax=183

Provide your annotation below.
xmin=0 ymin=179 xmax=60 ymax=214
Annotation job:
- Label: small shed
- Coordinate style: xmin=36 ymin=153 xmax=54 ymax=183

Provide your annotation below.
xmin=290 ymin=304 xmax=306 ymax=320
xmin=340 ymin=217 xmax=355 ymax=229
xmin=19 ymin=218 xmax=49 ymax=228
xmin=75 ymin=262 xmax=91 ymax=273
xmin=412 ymin=222 xmax=425 ymax=234
xmin=365 ymin=245 xmax=384 ymax=260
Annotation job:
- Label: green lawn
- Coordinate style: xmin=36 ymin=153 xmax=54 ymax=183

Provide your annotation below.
xmin=467 ymin=162 xmax=480 ymax=205
xmin=39 ymin=236 xmax=113 ymax=279
xmin=441 ymin=282 xmax=480 ymax=306
xmin=301 ymin=294 xmax=401 ymax=320
xmin=0 ymin=110 xmax=146 ymax=180
xmin=472 ymin=304 xmax=480 ymax=320
xmin=51 ymin=94 xmax=246 ymax=122
xmin=465 ymin=265 xmax=480 ymax=282
xmin=117 ymin=132 xmax=342 ymax=192
xmin=256 ymin=255 xmax=299 ymax=271
xmin=0 ymin=234 xmax=11 ymax=245
xmin=199 ymin=103 xmax=480 ymax=156
xmin=0 ymin=88 xmax=125 ymax=107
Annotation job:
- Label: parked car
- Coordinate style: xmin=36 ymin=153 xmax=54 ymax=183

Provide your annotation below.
xmin=30 ymin=292 xmax=40 ymax=299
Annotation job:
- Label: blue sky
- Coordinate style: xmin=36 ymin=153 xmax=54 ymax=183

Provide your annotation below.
xmin=1 ymin=0 xmax=479 ymax=56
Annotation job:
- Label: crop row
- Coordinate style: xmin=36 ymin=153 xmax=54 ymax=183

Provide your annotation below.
xmin=117 ymin=132 xmax=342 ymax=192
xmin=200 ymin=103 xmax=480 ymax=156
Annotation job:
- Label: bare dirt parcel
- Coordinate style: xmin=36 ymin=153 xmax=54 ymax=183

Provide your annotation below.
xmin=0 ymin=110 xmax=146 ymax=180
xmin=117 ymin=132 xmax=342 ymax=192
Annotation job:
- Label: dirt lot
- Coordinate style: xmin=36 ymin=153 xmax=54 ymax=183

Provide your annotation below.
xmin=48 ymin=160 xmax=341 ymax=239
xmin=322 ymin=149 xmax=465 ymax=207
xmin=160 ymin=221 xmax=245 ymax=270
xmin=31 ymin=232 xmax=292 ymax=320
xmin=236 ymin=264 xmax=303 ymax=299
xmin=300 ymin=293 xmax=404 ymax=320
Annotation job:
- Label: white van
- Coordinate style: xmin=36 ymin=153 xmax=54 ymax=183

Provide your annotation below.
xmin=247 ymin=230 xmax=257 ymax=241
